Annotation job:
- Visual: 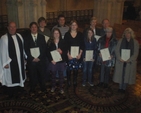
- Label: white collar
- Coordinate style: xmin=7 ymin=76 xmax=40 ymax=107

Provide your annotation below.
xmin=31 ymin=33 xmax=37 ymax=37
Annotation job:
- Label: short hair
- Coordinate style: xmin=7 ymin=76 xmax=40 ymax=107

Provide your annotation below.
xmin=29 ymin=22 xmax=38 ymax=28
xmin=38 ymin=17 xmax=46 ymax=24
xmin=105 ymin=27 xmax=113 ymax=33
xmin=122 ymin=27 xmax=135 ymax=39
xmin=8 ymin=21 xmax=16 ymax=27
xmin=90 ymin=17 xmax=97 ymax=23
xmin=102 ymin=18 xmax=109 ymax=24
xmin=57 ymin=14 xmax=65 ymax=20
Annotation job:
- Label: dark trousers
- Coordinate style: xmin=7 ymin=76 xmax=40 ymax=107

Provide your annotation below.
xmin=119 ymin=66 xmax=127 ymax=90
xmin=67 ymin=69 xmax=78 ymax=86
xmin=3 ymin=86 xmax=24 ymax=97
xmin=100 ymin=64 xmax=111 ymax=84
xmin=51 ymin=71 xmax=64 ymax=88
xmin=29 ymin=61 xmax=46 ymax=91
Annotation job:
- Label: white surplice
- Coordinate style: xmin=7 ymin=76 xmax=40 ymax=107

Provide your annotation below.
xmin=0 ymin=33 xmax=26 ymax=87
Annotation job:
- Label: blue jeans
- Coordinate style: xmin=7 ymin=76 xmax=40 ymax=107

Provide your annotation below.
xmin=83 ymin=61 xmax=94 ymax=84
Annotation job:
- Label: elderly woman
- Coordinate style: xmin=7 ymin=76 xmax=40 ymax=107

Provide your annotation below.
xmin=113 ymin=28 xmax=139 ymax=93
xmin=97 ymin=27 xmax=117 ymax=88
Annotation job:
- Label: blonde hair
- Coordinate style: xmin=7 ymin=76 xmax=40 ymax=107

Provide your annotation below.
xmin=122 ymin=28 xmax=135 ymax=39
xmin=105 ymin=27 xmax=113 ymax=33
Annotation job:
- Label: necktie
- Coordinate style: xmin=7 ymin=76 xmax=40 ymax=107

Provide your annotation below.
xmin=34 ymin=35 xmax=37 ymax=45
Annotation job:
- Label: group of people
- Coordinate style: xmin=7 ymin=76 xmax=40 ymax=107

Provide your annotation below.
xmin=0 ymin=14 xmax=139 ymax=98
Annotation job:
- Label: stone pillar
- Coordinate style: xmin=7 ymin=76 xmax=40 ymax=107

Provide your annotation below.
xmin=94 ymin=0 xmax=125 ymax=25
xmin=60 ymin=0 xmax=67 ymax=11
xmin=7 ymin=0 xmax=47 ymax=28
xmin=6 ymin=0 xmax=19 ymax=26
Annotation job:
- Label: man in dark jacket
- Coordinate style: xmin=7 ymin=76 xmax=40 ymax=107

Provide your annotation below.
xmin=24 ymin=22 xmax=47 ymax=93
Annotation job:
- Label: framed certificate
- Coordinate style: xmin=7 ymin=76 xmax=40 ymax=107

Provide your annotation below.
xmin=50 ymin=50 xmax=62 ymax=62
xmin=95 ymin=35 xmax=101 ymax=41
xmin=30 ymin=47 xmax=40 ymax=58
xmin=100 ymin=48 xmax=111 ymax=61
xmin=70 ymin=46 xmax=79 ymax=58
xmin=85 ymin=50 xmax=93 ymax=61
xmin=121 ymin=49 xmax=130 ymax=61
xmin=44 ymin=35 xmax=50 ymax=43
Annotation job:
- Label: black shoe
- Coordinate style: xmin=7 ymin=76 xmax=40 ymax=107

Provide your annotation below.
xmin=67 ymin=81 xmax=71 ymax=87
xmin=98 ymin=82 xmax=103 ymax=87
xmin=73 ymin=84 xmax=77 ymax=87
xmin=118 ymin=89 xmax=125 ymax=93
xmin=8 ymin=94 xmax=14 ymax=99
xmin=121 ymin=89 xmax=125 ymax=93
xmin=29 ymin=89 xmax=35 ymax=94
xmin=103 ymin=83 xmax=108 ymax=88
xmin=118 ymin=89 xmax=122 ymax=93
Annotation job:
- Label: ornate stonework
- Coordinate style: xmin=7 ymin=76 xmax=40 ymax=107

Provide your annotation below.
xmin=6 ymin=0 xmax=47 ymax=28
xmin=94 ymin=0 xmax=125 ymax=25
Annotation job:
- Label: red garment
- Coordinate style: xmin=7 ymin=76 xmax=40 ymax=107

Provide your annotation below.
xmin=105 ymin=37 xmax=110 ymax=47
xmin=103 ymin=37 xmax=111 ymax=64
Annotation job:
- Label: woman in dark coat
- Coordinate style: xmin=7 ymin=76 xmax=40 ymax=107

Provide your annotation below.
xmin=97 ymin=27 xmax=117 ymax=88
xmin=47 ymin=28 xmax=67 ymax=94
xmin=64 ymin=20 xmax=84 ymax=87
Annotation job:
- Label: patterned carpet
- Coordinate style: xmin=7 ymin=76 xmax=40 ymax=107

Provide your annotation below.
xmin=0 ymin=60 xmax=141 ymax=113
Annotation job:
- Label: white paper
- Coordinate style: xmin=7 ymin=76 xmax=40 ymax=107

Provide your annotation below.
xmin=85 ymin=50 xmax=93 ymax=61
xmin=44 ymin=35 xmax=50 ymax=43
xmin=100 ymin=48 xmax=111 ymax=61
xmin=70 ymin=46 xmax=79 ymax=58
xmin=95 ymin=35 xmax=101 ymax=41
xmin=62 ymin=36 xmax=64 ymax=39
xmin=121 ymin=49 xmax=130 ymax=61
xmin=51 ymin=50 xmax=62 ymax=62
xmin=30 ymin=47 xmax=40 ymax=58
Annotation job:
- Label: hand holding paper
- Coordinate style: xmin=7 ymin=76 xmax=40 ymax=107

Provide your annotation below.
xmin=30 ymin=47 xmax=40 ymax=58
xmin=51 ymin=50 xmax=62 ymax=62
xmin=95 ymin=35 xmax=101 ymax=41
xmin=100 ymin=48 xmax=111 ymax=61
xmin=121 ymin=49 xmax=130 ymax=61
xmin=70 ymin=46 xmax=79 ymax=58
xmin=85 ymin=50 xmax=94 ymax=61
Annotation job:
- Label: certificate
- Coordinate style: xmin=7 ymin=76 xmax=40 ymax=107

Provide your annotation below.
xmin=50 ymin=50 xmax=62 ymax=62
xmin=44 ymin=35 xmax=50 ymax=43
xmin=30 ymin=47 xmax=40 ymax=58
xmin=100 ymin=48 xmax=111 ymax=61
xmin=121 ymin=49 xmax=130 ymax=61
xmin=70 ymin=46 xmax=79 ymax=58
xmin=85 ymin=50 xmax=93 ymax=61
xmin=95 ymin=35 xmax=101 ymax=41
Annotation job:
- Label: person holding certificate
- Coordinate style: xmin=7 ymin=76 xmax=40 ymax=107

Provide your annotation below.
xmin=64 ymin=20 xmax=84 ymax=87
xmin=24 ymin=22 xmax=46 ymax=93
xmin=97 ymin=27 xmax=117 ymax=88
xmin=38 ymin=17 xmax=51 ymax=82
xmin=38 ymin=17 xmax=51 ymax=42
xmin=47 ymin=28 xmax=67 ymax=94
xmin=113 ymin=28 xmax=139 ymax=93
xmin=82 ymin=28 xmax=97 ymax=86
xmin=83 ymin=17 xmax=101 ymax=40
